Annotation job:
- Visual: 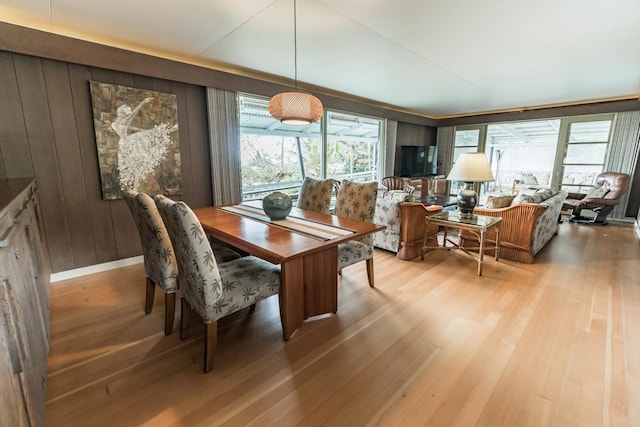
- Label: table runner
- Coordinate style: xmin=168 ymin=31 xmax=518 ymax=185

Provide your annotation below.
xmin=220 ymin=204 xmax=355 ymax=241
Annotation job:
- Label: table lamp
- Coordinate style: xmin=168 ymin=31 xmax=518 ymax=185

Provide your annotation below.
xmin=446 ymin=152 xmax=495 ymax=217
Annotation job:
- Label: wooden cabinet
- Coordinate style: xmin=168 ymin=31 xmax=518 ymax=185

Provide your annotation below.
xmin=0 ymin=178 xmax=50 ymax=427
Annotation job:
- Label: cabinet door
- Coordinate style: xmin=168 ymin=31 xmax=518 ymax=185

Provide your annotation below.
xmin=1 ymin=213 xmax=48 ymax=427
xmin=23 ymin=193 xmax=50 ymax=342
xmin=0 ymin=279 xmax=30 ymax=427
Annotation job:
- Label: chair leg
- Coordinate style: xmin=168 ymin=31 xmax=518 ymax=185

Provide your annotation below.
xmin=144 ymin=277 xmax=155 ymax=314
xmin=164 ymin=292 xmax=176 ymax=336
xmin=366 ymin=258 xmax=375 ymax=288
xmin=180 ymin=297 xmax=191 ymax=340
xmin=204 ymin=321 xmax=218 ymax=373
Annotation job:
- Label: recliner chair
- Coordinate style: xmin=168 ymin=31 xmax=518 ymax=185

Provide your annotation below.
xmin=564 ymin=172 xmax=630 ymax=225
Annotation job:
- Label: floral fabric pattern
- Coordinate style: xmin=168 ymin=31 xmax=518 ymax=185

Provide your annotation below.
xmin=335 ymin=180 xmax=378 ymax=246
xmin=122 ymin=189 xmax=178 ymax=293
xmin=297 ymin=177 xmax=336 ymax=214
xmin=154 ymin=195 xmax=280 ymax=324
xmin=335 ymin=180 xmax=378 ymax=272
xmin=532 ymin=191 xmax=567 ymax=255
xmin=372 ymin=190 xmax=414 ymax=252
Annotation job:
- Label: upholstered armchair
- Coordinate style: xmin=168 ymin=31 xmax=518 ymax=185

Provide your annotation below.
xmin=335 ymin=180 xmax=379 ymax=287
xmin=564 ymin=172 xmax=631 ymax=225
xmin=296 ymin=177 xmax=336 ymax=214
xmin=122 ymin=189 xmax=179 ymax=335
xmin=154 ymin=195 xmax=281 ymax=373
xmin=381 ymin=176 xmax=415 ymax=194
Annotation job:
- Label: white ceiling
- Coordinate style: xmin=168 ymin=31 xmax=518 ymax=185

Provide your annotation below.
xmin=1 ymin=0 xmax=639 ymax=118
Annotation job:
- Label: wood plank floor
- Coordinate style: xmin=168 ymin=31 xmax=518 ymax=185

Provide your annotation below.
xmin=45 ymin=221 xmax=640 ymax=426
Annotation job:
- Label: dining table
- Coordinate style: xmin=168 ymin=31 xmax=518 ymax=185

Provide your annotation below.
xmin=193 ymin=201 xmax=385 ymax=340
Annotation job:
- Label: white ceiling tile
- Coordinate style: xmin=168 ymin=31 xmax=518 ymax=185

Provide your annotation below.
xmin=2 ymin=0 xmax=638 ymax=116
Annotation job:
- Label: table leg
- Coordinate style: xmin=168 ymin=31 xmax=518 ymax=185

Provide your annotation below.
xmin=303 ymin=246 xmax=338 ymax=318
xmin=478 ymin=228 xmax=485 ymax=276
xmin=279 ymin=258 xmax=305 ymax=341
xmin=495 ymin=224 xmax=500 ymax=261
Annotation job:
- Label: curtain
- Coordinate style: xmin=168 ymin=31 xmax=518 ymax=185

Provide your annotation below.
xmin=206 ymin=87 xmax=242 ymax=206
xmin=383 ymin=119 xmax=397 ymax=178
xmin=436 ymin=126 xmax=455 ymax=177
xmin=606 ymin=110 xmax=640 ymax=218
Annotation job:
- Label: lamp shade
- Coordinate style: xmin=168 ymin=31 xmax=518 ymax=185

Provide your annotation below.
xmin=447 ymin=152 xmax=495 ymax=182
xmin=268 ymin=91 xmax=323 ymax=125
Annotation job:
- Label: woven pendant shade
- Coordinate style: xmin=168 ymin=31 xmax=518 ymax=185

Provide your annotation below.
xmin=268 ymin=91 xmax=323 ymax=125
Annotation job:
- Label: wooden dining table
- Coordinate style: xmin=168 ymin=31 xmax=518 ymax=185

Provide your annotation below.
xmin=193 ymin=201 xmax=385 ymax=340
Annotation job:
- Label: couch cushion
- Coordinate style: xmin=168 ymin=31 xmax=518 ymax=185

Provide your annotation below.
xmin=485 ymin=195 xmax=515 ymax=209
xmin=512 ymin=188 xmax=559 ymax=205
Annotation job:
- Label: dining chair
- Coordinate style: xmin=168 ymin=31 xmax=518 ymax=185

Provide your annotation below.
xmin=334 ymin=180 xmax=379 ymax=287
xmin=296 ymin=177 xmax=336 ymax=214
xmin=154 ymin=195 xmax=281 ymax=373
xmin=122 ymin=189 xmax=179 ymax=336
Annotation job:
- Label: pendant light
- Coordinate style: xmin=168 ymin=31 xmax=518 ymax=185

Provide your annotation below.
xmin=268 ymin=0 xmax=323 ymax=125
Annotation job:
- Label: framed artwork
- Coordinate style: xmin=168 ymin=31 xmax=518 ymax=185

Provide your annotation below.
xmin=89 ymin=81 xmax=182 ymax=200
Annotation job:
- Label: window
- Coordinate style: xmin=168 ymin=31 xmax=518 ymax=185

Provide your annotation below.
xmin=451 ymin=126 xmax=484 ymax=196
xmin=239 ymin=94 xmax=383 ymax=200
xmin=557 ymin=116 xmax=613 ymax=193
xmin=450 ymin=114 xmax=614 ymax=198
xmin=485 ymin=120 xmax=561 ymax=190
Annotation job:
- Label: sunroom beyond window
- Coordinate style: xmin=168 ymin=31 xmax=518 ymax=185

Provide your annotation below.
xmin=239 ymin=94 xmax=382 ymax=201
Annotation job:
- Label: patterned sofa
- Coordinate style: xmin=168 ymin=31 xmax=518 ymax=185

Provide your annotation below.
xmin=373 ymin=190 xmax=442 ymax=260
xmin=459 ymin=188 xmax=568 ymax=263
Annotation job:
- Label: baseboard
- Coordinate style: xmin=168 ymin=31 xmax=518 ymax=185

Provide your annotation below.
xmin=50 ymin=256 xmax=143 ymax=283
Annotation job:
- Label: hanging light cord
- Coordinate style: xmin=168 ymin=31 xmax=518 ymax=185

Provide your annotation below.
xmin=293 ymin=0 xmax=298 ymax=90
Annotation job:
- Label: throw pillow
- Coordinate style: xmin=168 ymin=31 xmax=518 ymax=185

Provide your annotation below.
xmin=533 ymin=188 xmax=558 ymax=201
xmin=585 ymin=186 xmax=609 ymax=199
xmin=511 ymin=192 xmax=535 ymax=205
xmin=485 ymin=195 xmax=515 ymax=209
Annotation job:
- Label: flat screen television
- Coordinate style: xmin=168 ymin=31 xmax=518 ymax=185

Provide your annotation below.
xmin=399 ymin=145 xmax=437 ymax=177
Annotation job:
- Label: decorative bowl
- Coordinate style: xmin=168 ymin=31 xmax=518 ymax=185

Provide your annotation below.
xmin=262 ymin=191 xmax=292 ymax=220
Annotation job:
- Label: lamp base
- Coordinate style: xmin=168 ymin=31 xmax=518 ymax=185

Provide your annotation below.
xmin=456 ymin=182 xmax=477 ymax=218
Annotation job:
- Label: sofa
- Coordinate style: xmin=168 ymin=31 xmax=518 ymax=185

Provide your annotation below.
xmin=373 ymin=190 xmax=442 ymax=260
xmin=459 ymin=188 xmax=568 ymax=263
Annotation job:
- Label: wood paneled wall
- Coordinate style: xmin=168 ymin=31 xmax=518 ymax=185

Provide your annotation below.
xmin=0 ymin=51 xmax=212 ymax=272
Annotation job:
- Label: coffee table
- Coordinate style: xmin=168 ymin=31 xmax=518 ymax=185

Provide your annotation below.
xmin=421 ymin=211 xmax=502 ymax=276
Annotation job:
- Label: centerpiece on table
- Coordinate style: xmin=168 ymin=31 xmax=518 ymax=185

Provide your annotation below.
xmin=262 ymin=191 xmax=292 ymax=220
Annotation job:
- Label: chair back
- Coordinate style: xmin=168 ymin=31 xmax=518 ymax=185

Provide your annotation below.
xmin=122 ymin=189 xmax=178 ymax=293
xmin=596 ymin=172 xmax=630 ymax=200
xmin=381 ymin=176 xmax=414 ymax=194
xmin=296 ymin=177 xmax=336 ymax=214
xmin=154 ymin=195 xmax=223 ymax=323
xmin=335 ymin=180 xmax=378 ymax=245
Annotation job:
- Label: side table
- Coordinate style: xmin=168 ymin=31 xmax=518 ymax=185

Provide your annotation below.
xmin=422 ymin=211 xmax=502 ymax=276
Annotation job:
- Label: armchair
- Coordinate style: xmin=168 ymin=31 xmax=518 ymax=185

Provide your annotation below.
xmin=564 ymin=172 xmax=630 ymax=225
xmin=381 ymin=176 xmax=415 ymax=194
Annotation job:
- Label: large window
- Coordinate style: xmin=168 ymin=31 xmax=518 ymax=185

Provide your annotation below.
xmin=239 ymin=94 xmax=383 ymax=200
xmin=451 ymin=114 xmax=614 ymax=197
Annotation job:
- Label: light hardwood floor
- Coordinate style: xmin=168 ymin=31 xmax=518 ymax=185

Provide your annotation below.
xmin=45 ymin=221 xmax=640 ymax=426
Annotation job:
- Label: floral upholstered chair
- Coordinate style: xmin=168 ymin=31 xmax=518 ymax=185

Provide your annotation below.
xmin=122 ymin=189 xmax=179 ymax=335
xmin=154 ymin=195 xmax=281 ymax=373
xmin=335 ymin=180 xmax=379 ymax=287
xmin=296 ymin=177 xmax=336 ymax=214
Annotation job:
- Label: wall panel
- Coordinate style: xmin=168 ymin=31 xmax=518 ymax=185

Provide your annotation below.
xmin=0 ymin=52 xmax=32 ymax=178
xmin=0 ymin=50 xmax=211 ymax=272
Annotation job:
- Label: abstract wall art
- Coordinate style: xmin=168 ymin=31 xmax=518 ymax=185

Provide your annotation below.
xmin=90 ymin=81 xmax=182 ymax=200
